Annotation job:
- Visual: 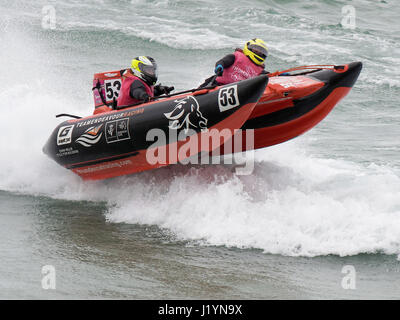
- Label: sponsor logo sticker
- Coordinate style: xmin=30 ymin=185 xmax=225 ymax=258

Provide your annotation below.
xmin=105 ymin=118 xmax=131 ymax=143
xmin=75 ymin=124 xmax=103 ymax=147
xmin=57 ymin=125 xmax=74 ymax=146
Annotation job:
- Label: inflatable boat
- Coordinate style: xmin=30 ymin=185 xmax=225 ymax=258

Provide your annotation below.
xmin=43 ymin=61 xmax=362 ymax=180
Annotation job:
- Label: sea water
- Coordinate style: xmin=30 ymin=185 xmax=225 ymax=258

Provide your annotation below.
xmin=0 ymin=0 xmax=399 ymax=299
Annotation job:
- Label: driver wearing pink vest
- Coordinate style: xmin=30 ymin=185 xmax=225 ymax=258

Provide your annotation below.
xmin=117 ymin=56 xmax=174 ymax=108
xmin=199 ymin=38 xmax=269 ymax=88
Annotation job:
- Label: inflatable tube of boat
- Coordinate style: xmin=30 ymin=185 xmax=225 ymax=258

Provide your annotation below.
xmin=43 ymin=75 xmax=269 ymax=180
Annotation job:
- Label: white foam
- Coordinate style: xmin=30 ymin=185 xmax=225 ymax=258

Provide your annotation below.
xmin=103 ymin=143 xmax=400 ymax=257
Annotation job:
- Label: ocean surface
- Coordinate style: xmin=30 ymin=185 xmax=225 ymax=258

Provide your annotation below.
xmin=0 ymin=0 xmax=399 ymax=299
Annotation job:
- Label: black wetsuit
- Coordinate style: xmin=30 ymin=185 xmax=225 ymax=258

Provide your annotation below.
xmin=129 ymin=80 xmax=173 ymax=101
xmin=215 ymin=54 xmax=236 ymax=70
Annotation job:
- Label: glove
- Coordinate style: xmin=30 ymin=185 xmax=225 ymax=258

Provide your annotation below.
xmin=214 ymin=64 xmax=224 ymax=76
xmin=155 ymin=84 xmax=174 ymax=95
xmin=164 ymin=86 xmax=174 ymax=94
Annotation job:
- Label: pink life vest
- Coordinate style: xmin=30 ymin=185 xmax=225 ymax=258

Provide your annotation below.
xmin=117 ymin=70 xmax=154 ymax=107
xmin=216 ymin=50 xmax=264 ymax=85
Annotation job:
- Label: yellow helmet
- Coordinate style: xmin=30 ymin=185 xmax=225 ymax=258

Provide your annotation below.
xmin=130 ymin=56 xmax=158 ymax=85
xmin=243 ymin=38 xmax=268 ymax=65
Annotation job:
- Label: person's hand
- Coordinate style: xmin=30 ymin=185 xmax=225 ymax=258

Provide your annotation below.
xmin=163 ymin=86 xmax=174 ymax=94
xmin=156 ymin=84 xmax=174 ymax=94
xmin=214 ymin=64 xmax=224 ymax=76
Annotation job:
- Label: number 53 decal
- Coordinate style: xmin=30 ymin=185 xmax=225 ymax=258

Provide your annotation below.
xmin=218 ymin=85 xmax=240 ymax=112
xmin=104 ymin=79 xmax=122 ymax=103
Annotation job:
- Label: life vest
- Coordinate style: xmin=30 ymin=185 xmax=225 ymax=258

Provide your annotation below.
xmin=216 ymin=49 xmax=264 ymax=85
xmin=117 ymin=69 xmax=154 ymax=107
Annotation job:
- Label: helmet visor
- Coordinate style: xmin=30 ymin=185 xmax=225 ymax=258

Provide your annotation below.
xmin=141 ymin=63 xmax=158 ymax=77
xmin=248 ymin=44 xmax=268 ymax=60
xmin=140 ymin=63 xmax=158 ymax=85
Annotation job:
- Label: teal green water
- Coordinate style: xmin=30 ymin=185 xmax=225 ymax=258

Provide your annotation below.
xmin=0 ymin=0 xmax=399 ymax=299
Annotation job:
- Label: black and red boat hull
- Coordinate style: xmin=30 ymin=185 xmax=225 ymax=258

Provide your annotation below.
xmin=43 ymin=75 xmax=269 ymax=180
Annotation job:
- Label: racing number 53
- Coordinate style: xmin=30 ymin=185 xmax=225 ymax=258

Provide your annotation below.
xmin=218 ymin=85 xmax=240 ymax=112
xmin=104 ymin=79 xmax=121 ymax=102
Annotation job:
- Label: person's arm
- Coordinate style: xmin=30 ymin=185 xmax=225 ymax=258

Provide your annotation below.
xmin=215 ymin=54 xmax=235 ymax=69
xmin=214 ymin=54 xmax=235 ymax=75
xmin=129 ymin=80 xmax=150 ymax=101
